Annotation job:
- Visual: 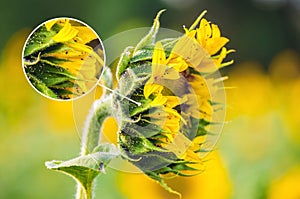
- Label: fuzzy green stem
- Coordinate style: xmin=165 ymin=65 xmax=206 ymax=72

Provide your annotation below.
xmin=80 ymin=95 xmax=113 ymax=155
xmin=76 ymin=182 xmax=93 ymax=199
xmin=76 ymin=94 xmax=113 ymax=199
xmin=76 ymin=184 xmax=87 ymax=199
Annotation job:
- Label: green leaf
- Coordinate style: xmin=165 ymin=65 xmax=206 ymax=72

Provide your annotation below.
xmin=45 ymin=143 xmax=119 ymax=199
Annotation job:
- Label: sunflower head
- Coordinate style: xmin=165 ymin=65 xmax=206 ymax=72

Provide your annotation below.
xmin=111 ymin=10 xmax=233 ymax=195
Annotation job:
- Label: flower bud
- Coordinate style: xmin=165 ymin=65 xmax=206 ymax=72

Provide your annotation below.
xmin=111 ymin=9 xmax=233 ymax=195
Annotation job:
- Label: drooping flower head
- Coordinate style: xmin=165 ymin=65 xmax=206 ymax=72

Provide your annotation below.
xmin=112 ymin=10 xmax=234 ymax=196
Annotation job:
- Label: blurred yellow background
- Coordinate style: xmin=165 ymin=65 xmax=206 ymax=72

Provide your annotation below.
xmin=0 ymin=0 xmax=299 ymax=199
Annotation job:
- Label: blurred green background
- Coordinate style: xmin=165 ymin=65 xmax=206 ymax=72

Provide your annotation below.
xmin=0 ymin=0 xmax=300 ymax=199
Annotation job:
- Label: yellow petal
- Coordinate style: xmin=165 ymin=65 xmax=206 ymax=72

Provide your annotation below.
xmin=151 ymin=42 xmax=167 ymax=84
xmin=162 ymin=67 xmax=180 ymax=80
xmin=211 ymin=24 xmax=221 ymax=37
xmin=45 ymin=49 xmax=87 ymax=59
xmin=65 ymin=42 xmax=92 ymax=54
xmin=197 ymin=19 xmax=212 ymax=45
xmin=214 ymin=47 xmax=228 ymax=66
xmin=165 ymin=96 xmax=187 ymax=108
xmin=164 ymin=107 xmax=186 ymax=125
xmin=45 ymin=20 xmax=57 ymax=31
xmin=52 ymin=20 xmax=79 ymax=42
xmin=199 ymin=100 xmax=213 ymax=120
xmin=172 ymin=35 xmax=206 ymax=68
xmin=189 ymin=74 xmax=211 ymax=97
xmin=143 ymin=82 xmax=163 ymax=99
xmin=152 ymin=42 xmax=166 ymax=67
xmin=150 ymin=93 xmax=168 ymax=106
xmin=73 ymin=26 xmax=98 ymax=44
xmin=206 ymin=37 xmax=229 ymax=55
xmin=185 ymin=29 xmax=197 ymax=38
xmin=167 ymin=55 xmax=189 ymax=72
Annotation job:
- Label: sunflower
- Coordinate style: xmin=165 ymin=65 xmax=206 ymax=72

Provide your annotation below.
xmin=112 ymin=10 xmax=234 ymax=195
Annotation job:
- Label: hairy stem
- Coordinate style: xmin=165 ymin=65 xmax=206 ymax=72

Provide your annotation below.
xmin=76 ymin=94 xmax=113 ymax=199
xmin=81 ymin=95 xmax=113 ymax=155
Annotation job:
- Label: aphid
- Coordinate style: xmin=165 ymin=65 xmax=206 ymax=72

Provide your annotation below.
xmin=98 ymin=162 xmax=106 ymax=173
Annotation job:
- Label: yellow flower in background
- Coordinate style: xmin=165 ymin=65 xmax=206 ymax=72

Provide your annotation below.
xmin=269 ymin=50 xmax=300 ymax=84
xmin=220 ymin=49 xmax=300 ymax=199
xmin=268 ymin=166 xmax=300 ymax=199
xmin=225 ymin=62 xmax=273 ymax=119
xmin=269 ymin=50 xmax=300 ymax=143
xmin=0 ymin=29 xmax=36 ymax=130
xmin=42 ymin=99 xmax=76 ymax=133
xmin=118 ymin=151 xmax=231 ymax=199
xmin=285 ymin=79 xmax=300 ymax=143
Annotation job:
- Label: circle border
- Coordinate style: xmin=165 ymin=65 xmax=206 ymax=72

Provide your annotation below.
xmin=21 ymin=16 xmax=106 ymax=101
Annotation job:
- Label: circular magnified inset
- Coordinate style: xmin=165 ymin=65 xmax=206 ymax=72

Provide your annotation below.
xmin=22 ymin=17 xmax=105 ymax=101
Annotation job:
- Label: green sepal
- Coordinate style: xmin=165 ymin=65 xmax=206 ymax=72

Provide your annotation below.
xmin=24 ymin=23 xmax=61 ymax=57
xmin=116 ymin=46 xmax=134 ymax=80
xmin=116 ymin=68 xmax=149 ymax=102
xmin=51 ymin=88 xmax=74 ymax=98
xmin=24 ymin=61 xmax=82 ymax=99
xmin=119 ymin=132 xmax=167 ymax=155
xmin=130 ymin=47 xmax=154 ymax=63
xmin=153 ymin=163 xmax=198 ymax=177
xmin=125 ymin=119 xmax=164 ymax=138
xmin=29 ymin=61 xmax=78 ymax=80
xmin=196 ymin=118 xmax=210 ymax=136
xmin=133 ymin=9 xmax=166 ymax=55
xmin=129 ymin=98 xmax=151 ymax=116
xmin=100 ymin=67 xmax=113 ymax=89
xmin=26 ymin=73 xmax=58 ymax=98
xmin=130 ymin=40 xmax=175 ymax=63
xmin=145 ymin=171 xmax=181 ymax=198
